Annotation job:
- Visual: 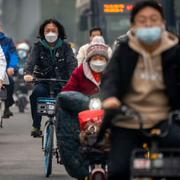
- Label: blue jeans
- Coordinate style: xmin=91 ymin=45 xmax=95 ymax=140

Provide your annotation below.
xmin=30 ymin=83 xmax=49 ymax=129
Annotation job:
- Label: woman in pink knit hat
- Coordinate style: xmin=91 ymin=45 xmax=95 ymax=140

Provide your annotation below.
xmin=56 ymin=42 xmax=110 ymax=180
xmin=61 ymin=42 xmax=109 ymax=95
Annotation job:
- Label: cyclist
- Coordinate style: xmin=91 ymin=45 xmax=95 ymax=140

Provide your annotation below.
xmin=77 ymin=27 xmax=112 ymax=66
xmin=16 ymin=41 xmax=31 ymax=67
xmin=100 ymin=1 xmax=180 ymax=179
xmin=56 ymin=42 xmax=109 ymax=179
xmin=24 ymin=18 xmax=77 ymax=137
xmin=0 ymin=23 xmax=19 ymax=118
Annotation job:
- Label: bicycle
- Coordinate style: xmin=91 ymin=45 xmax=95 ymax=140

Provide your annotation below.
xmin=35 ymin=78 xmax=66 ymax=177
xmin=130 ymin=110 xmax=180 ymax=180
xmin=98 ymin=106 xmax=180 ymax=180
xmin=78 ymin=98 xmax=109 ymax=180
xmin=0 ymin=87 xmax=7 ymax=128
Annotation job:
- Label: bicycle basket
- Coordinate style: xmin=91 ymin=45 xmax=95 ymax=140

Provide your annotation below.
xmin=131 ymin=148 xmax=180 ymax=178
xmin=0 ymin=88 xmax=7 ymax=100
xmin=78 ymin=110 xmax=104 ymax=131
xmin=37 ymin=97 xmax=56 ymax=116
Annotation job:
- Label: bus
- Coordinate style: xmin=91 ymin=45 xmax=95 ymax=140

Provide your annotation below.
xmin=75 ymin=0 xmax=134 ymax=46
xmin=75 ymin=0 xmax=180 ymax=47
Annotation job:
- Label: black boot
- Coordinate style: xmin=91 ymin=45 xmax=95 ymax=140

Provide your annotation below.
xmin=2 ymin=107 xmax=13 ymax=118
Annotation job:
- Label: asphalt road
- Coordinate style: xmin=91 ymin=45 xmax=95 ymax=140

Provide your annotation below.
xmin=0 ymin=105 xmax=75 ymax=180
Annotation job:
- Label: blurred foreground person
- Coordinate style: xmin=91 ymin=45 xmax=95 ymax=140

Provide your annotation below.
xmin=100 ymin=1 xmax=180 ymax=179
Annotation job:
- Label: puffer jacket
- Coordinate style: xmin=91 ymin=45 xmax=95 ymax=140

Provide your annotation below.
xmin=24 ymin=39 xmax=77 ymax=80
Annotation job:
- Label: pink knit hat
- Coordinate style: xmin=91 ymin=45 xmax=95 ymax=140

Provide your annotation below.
xmin=86 ymin=43 xmax=109 ymax=61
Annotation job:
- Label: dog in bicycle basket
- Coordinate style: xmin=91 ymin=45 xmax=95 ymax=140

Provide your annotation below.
xmin=78 ymin=109 xmax=111 ymax=152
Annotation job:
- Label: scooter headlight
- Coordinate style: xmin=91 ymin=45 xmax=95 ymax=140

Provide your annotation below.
xmin=89 ymin=98 xmax=102 ymax=110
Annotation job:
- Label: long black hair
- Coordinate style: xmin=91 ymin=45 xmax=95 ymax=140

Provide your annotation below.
xmin=38 ymin=18 xmax=67 ymax=40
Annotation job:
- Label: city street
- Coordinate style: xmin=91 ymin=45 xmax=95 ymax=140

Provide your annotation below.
xmin=0 ymin=105 xmax=74 ymax=180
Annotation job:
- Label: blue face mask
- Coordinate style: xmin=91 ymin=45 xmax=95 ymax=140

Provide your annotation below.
xmin=135 ymin=27 xmax=162 ymax=45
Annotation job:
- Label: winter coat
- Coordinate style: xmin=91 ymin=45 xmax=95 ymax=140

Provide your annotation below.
xmin=61 ymin=60 xmax=100 ymax=95
xmin=101 ymin=33 xmax=180 ymax=111
xmin=0 ymin=32 xmax=19 ymax=69
xmin=24 ymin=39 xmax=77 ymax=80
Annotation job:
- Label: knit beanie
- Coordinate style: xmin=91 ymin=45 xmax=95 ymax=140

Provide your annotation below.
xmin=86 ymin=43 xmax=109 ymax=61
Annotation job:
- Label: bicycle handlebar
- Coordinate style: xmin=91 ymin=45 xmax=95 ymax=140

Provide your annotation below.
xmin=116 ymin=107 xmax=180 ymax=138
xmin=33 ymin=78 xmax=67 ymax=83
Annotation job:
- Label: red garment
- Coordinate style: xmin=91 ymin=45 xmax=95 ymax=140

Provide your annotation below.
xmin=92 ymin=71 xmax=101 ymax=83
xmin=61 ymin=64 xmax=100 ymax=95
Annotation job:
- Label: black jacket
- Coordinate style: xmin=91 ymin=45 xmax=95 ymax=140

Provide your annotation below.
xmin=24 ymin=40 xmax=77 ymax=80
xmin=101 ymin=38 xmax=180 ymax=110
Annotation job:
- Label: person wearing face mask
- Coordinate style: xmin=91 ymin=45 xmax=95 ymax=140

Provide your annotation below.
xmin=55 ymin=43 xmax=109 ymax=179
xmin=77 ymin=27 xmax=112 ymax=66
xmin=61 ymin=43 xmax=108 ymax=94
xmin=98 ymin=1 xmax=180 ymax=179
xmin=24 ymin=19 xmax=77 ymax=137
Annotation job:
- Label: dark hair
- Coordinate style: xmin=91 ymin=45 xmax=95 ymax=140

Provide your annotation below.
xmin=38 ymin=18 xmax=67 ymax=40
xmin=89 ymin=27 xmax=103 ymax=36
xmin=130 ymin=0 xmax=164 ymax=24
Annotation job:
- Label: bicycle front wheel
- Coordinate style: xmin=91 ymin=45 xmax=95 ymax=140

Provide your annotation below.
xmin=90 ymin=168 xmax=106 ymax=180
xmin=44 ymin=124 xmax=54 ymax=177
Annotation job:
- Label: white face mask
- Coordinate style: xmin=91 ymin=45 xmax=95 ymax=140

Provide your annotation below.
xmin=45 ymin=32 xmax=58 ymax=43
xmin=90 ymin=60 xmax=107 ymax=73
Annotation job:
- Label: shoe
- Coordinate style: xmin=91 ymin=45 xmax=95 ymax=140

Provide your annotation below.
xmin=8 ymin=109 xmax=13 ymax=116
xmin=2 ymin=108 xmax=13 ymax=118
xmin=31 ymin=127 xmax=42 ymax=137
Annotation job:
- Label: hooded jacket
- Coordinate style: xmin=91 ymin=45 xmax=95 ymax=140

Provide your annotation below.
xmin=101 ymin=31 xmax=180 ymax=128
xmin=24 ymin=39 xmax=77 ymax=80
xmin=61 ymin=59 xmax=100 ymax=95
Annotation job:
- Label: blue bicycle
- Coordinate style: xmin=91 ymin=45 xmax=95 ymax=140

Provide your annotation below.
xmin=36 ymin=78 xmax=66 ymax=177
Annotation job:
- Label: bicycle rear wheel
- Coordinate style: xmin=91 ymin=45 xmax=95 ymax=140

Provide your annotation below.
xmin=44 ymin=124 xmax=54 ymax=177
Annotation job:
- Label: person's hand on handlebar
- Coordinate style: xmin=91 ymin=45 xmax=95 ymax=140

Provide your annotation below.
xmin=24 ymin=74 xmax=33 ymax=82
xmin=7 ymin=68 xmax=14 ymax=76
xmin=102 ymin=97 xmax=121 ymax=109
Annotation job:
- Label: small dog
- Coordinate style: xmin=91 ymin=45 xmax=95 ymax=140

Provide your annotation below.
xmin=79 ymin=120 xmax=111 ymax=152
